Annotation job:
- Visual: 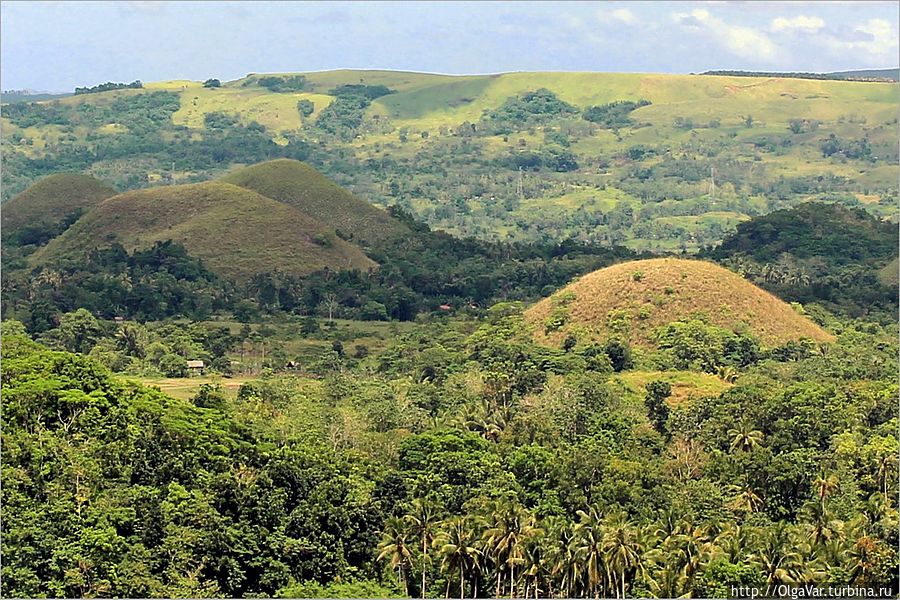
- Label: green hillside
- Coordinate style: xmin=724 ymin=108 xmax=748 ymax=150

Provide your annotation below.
xmin=711 ymin=202 xmax=898 ymax=265
xmin=708 ymin=202 xmax=898 ymax=320
xmin=31 ymin=181 xmax=375 ymax=280
xmin=3 ymin=70 xmax=897 ymax=251
xmin=1 ymin=173 xmax=117 ymax=244
xmin=222 ymin=159 xmax=407 ymax=245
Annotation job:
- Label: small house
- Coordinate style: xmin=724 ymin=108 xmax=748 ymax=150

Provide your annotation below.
xmin=186 ymin=360 xmax=205 ymax=375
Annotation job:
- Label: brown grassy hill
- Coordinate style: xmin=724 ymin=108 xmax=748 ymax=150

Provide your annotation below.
xmin=2 ymin=173 xmax=117 ymax=240
xmin=526 ymin=258 xmax=833 ymax=348
xmin=222 ymin=159 xmax=407 ymax=245
xmin=31 ymin=182 xmax=375 ymax=280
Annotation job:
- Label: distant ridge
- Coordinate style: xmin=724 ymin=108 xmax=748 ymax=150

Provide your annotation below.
xmin=700 ymin=68 xmax=899 ymax=82
xmin=1 ymin=90 xmax=72 ymax=103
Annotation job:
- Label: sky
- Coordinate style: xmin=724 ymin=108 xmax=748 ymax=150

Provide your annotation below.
xmin=2 ymin=1 xmax=898 ymax=92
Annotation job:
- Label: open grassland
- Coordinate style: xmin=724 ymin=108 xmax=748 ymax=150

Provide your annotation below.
xmin=130 ymin=374 xmax=255 ymax=401
xmin=611 ymin=370 xmax=733 ymax=408
xmin=373 ymin=71 xmax=898 ymax=131
xmin=49 ymin=70 xmax=893 ymax=148
xmin=526 ymin=258 xmax=834 ymax=348
xmin=32 ymin=181 xmax=376 ymax=280
xmin=877 ymin=256 xmax=899 ymax=288
xmin=172 ymin=87 xmax=334 ymax=137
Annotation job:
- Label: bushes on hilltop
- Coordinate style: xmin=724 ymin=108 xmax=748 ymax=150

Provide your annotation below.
xmin=480 ymin=88 xmax=578 ymax=134
xmin=74 ymin=80 xmax=143 ymax=95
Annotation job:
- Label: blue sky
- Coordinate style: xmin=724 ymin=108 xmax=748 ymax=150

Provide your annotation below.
xmin=2 ymin=1 xmax=898 ymax=92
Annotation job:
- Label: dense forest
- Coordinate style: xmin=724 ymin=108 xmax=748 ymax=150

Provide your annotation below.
xmin=3 ymin=301 xmax=897 ymax=597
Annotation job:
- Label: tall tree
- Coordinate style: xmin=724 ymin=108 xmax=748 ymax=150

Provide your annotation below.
xmin=405 ymin=499 xmax=442 ymax=598
xmin=378 ymin=517 xmax=413 ymax=596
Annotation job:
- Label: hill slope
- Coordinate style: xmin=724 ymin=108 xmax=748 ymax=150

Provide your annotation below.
xmin=706 ymin=203 xmax=898 ymax=321
xmin=710 ymin=202 xmax=898 ymax=266
xmin=2 ymin=173 xmax=117 ymax=243
xmin=3 ymin=70 xmax=896 ymax=250
xmin=222 ymin=159 xmax=407 ymax=245
xmin=31 ymin=181 xmax=375 ymax=280
xmin=526 ymin=258 xmax=833 ymax=347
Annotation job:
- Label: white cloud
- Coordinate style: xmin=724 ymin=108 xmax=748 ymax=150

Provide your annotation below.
xmin=612 ymin=8 xmax=637 ymax=25
xmin=597 ymin=7 xmax=638 ymax=26
xmin=823 ymin=18 xmax=899 ymax=60
xmin=855 ymin=18 xmax=898 ymax=55
xmin=674 ymin=8 xmax=780 ymax=62
xmin=771 ymin=15 xmax=825 ymax=32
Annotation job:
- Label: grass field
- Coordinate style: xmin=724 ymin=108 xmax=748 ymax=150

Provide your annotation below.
xmin=193 ymin=317 xmax=423 ymax=360
xmin=612 ymin=370 xmax=733 ymax=408
xmin=130 ymin=374 xmax=255 ymax=401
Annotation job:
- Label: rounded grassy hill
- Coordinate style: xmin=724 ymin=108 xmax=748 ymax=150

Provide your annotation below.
xmin=525 ymin=258 xmax=833 ymax=348
xmin=31 ymin=181 xmax=375 ymax=281
xmin=2 ymin=173 xmax=117 ymax=242
xmin=222 ymin=159 xmax=407 ymax=245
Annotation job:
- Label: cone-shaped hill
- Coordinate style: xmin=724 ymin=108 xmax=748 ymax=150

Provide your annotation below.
xmin=526 ymin=258 xmax=833 ymax=348
xmin=222 ymin=159 xmax=408 ymax=245
xmin=31 ymin=182 xmax=375 ymax=281
xmin=2 ymin=173 xmax=117 ymax=243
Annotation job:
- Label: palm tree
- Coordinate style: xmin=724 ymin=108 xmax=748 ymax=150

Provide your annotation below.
xmin=378 ymin=517 xmax=413 ymax=596
xmin=812 ymin=473 xmax=839 ymax=510
xmin=754 ymin=523 xmax=802 ymax=586
xmin=729 ymin=486 xmax=764 ymax=514
xmin=801 ymin=501 xmax=842 ymax=547
xmin=482 ymin=497 xmax=540 ymax=598
xmin=116 ymin=322 xmax=147 ymax=358
xmin=574 ymin=506 xmax=608 ymax=598
xmin=521 ymin=534 xmax=549 ymax=600
xmin=436 ymin=516 xmax=481 ymax=600
xmin=717 ymin=524 xmax=756 ymax=563
xmin=728 ymin=423 xmax=764 ymax=453
xmin=861 ymin=491 xmax=896 ymax=533
xmin=874 ymin=449 xmax=895 ymax=497
xmin=674 ymin=522 xmax=714 ymax=588
xmin=846 ymin=535 xmax=881 ymax=585
xmin=601 ymin=512 xmax=646 ymax=599
xmin=545 ymin=517 xmax=579 ymax=598
xmin=405 ymin=499 xmax=442 ymax=598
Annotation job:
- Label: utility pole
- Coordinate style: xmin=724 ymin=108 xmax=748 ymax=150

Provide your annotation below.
xmin=516 ymin=167 xmax=524 ymax=200
xmin=709 ymin=166 xmax=716 ymax=198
